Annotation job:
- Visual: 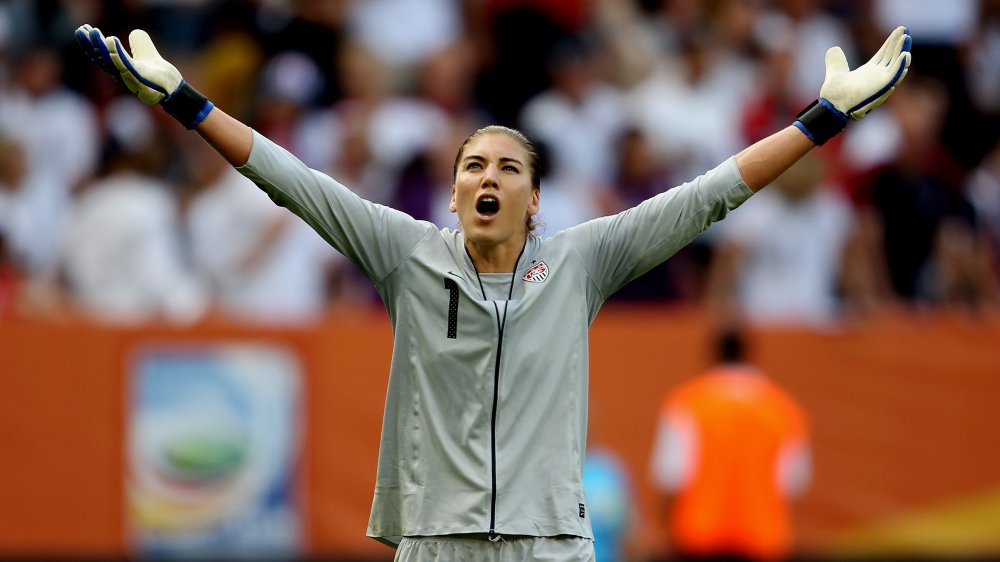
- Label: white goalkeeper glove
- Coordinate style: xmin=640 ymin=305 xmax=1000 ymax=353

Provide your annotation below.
xmin=794 ymin=25 xmax=912 ymax=145
xmin=75 ymin=24 xmax=213 ymax=129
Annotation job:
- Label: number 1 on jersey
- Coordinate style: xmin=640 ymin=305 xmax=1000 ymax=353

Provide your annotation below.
xmin=444 ymin=278 xmax=459 ymax=339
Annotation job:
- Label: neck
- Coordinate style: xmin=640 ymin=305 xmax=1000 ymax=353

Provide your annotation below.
xmin=465 ymin=234 xmax=527 ymax=273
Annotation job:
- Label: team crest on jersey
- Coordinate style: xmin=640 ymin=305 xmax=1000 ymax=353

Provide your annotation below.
xmin=523 ymin=261 xmax=549 ymax=283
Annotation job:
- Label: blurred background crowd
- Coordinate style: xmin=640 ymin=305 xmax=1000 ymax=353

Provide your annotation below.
xmin=1 ymin=0 xmax=999 ymax=327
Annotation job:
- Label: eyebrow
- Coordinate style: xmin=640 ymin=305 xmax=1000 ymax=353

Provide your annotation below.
xmin=462 ymin=154 xmax=524 ymax=167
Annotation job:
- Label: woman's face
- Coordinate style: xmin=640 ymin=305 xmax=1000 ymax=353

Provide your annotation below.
xmin=450 ymin=133 xmax=539 ymax=247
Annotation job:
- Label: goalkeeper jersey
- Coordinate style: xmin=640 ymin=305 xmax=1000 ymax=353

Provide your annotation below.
xmin=237 ymin=131 xmax=753 ymax=547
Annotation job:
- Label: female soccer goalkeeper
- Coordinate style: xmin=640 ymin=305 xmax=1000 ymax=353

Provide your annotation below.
xmin=76 ymin=23 xmax=910 ymax=562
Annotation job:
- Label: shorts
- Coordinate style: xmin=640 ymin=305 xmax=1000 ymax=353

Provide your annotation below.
xmin=395 ymin=534 xmax=596 ymax=562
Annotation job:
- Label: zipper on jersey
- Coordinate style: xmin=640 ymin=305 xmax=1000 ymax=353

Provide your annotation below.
xmin=468 ymin=243 xmax=525 ymax=540
xmin=487 ymin=299 xmax=505 ymax=539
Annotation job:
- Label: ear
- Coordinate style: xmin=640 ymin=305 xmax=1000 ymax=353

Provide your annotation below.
xmin=528 ymin=188 xmax=540 ymax=216
xmin=448 ymin=184 xmax=458 ymax=213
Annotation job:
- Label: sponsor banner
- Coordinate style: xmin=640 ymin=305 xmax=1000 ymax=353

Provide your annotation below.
xmin=126 ymin=343 xmax=304 ymax=559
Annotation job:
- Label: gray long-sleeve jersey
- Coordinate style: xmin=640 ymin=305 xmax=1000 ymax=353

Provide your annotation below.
xmin=237 ymin=132 xmax=753 ymax=547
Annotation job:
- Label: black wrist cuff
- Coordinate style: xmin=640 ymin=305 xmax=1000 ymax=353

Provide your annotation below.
xmin=160 ymin=81 xmax=214 ymax=130
xmin=793 ymin=98 xmax=848 ymax=146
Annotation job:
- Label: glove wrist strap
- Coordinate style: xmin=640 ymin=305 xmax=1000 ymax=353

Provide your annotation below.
xmin=161 ymin=81 xmax=214 ymax=130
xmin=793 ymin=98 xmax=848 ymax=146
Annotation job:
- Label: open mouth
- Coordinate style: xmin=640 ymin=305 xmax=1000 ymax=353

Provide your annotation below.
xmin=476 ymin=195 xmax=500 ymax=217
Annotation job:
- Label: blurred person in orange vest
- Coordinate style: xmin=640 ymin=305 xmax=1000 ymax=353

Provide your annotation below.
xmin=649 ymin=329 xmax=811 ymax=562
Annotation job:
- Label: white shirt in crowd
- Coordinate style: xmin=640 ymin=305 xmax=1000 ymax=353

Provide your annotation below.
xmin=187 ymin=168 xmax=336 ymax=324
xmin=63 ymin=172 xmax=206 ymax=324
xmin=715 ymin=184 xmax=855 ymax=327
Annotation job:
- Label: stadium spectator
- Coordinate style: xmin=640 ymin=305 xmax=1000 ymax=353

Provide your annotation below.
xmin=518 ymin=34 xmax=626 ymax=199
xmin=623 ymin=21 xmax=754 ymax=187
xmin=0 ymin=47 xmax=98 ymax=191
xmin=649 ymin=329 xmax=811 ymax=561
xmin=183 ymin=139 xmax=341 ymax=325
xmin=250 ymin=50 xmax=325 ymax=154
xmin=740 ymin=12 xmax=807 ymax=146
xmin=415 ymin=38 xmax=490 ymax=126
xmin=706 ymin=152 xmax=859 ymax=328
xmin=850 ymin=76 xmax=986 ymax=307
xmin=514 ymin=33 xmax=627 ymax=233
xmin=227 ymin=0 xmax=348 ymax=107
xmin=0 ymin=135 xmax=67 ymax=280
xmin=471 ymin=2 xmax=577 ymax=125
xmin=871 ymin=0 xmax=984 ymax=165
xmin=60 ymin=106 xmax=205 ymax=325
xmin=0 ymin=48 xmax=97 ymax=291
xmin=346 ymin=0 xmax=464 ymax=86
xmin=294 ymin=40 xmax=450 ymax=205
xmin=771 ymin=0 xmax=856 ymax=106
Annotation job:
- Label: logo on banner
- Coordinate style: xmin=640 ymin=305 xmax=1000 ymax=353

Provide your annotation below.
xmin=523 ymin=261 xmax=549 ymax=283
xmin=127 ymin=344 xmax=304 ymax=559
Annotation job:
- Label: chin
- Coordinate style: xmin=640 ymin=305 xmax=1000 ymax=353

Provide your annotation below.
xmin=465 ymin=226 xmax=508 ymax=246
xmin=465 ymin=230 xmax=498 ymax=245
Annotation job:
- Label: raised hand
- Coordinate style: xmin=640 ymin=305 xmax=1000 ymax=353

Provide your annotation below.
xmin=822 ymin=25 xmax=912 ymax=120
xmin=794 ymin=26 xmax=912 ymax=145
xmin=74 ymin=24 xmax=213 ymax=129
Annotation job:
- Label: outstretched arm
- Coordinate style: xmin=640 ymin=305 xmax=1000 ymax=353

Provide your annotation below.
xmin=75 ymin=25 xmax=444 ymax=284
xmin=737 ymin=25 xmax=912 ymax=192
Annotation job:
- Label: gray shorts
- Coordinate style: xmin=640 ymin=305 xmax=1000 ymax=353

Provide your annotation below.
xmin=395 ymin=534 xmax=596 ymax=562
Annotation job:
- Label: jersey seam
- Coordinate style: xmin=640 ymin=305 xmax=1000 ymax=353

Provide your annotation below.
xmin=377 ymin=227 xmax=437 ymax=286
xmin=566 ymin=240 xmax=607 ymax=304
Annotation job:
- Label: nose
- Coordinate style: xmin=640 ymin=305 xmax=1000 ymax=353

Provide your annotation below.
xmin=481 ymin=164 xmax=499 ymax=188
